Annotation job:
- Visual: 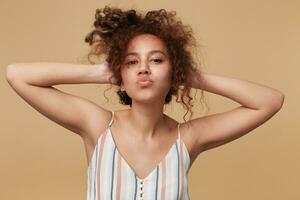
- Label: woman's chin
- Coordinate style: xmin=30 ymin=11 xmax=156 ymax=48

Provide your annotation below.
xmin=132 ymin=95 xmax=163 ymax=104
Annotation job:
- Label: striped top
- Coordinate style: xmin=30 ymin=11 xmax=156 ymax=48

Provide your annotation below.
xmin=87 ymin=110 xmax=191 ymax=200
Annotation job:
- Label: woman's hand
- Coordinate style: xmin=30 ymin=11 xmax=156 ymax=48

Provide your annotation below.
xmin=186 ymin=67 xmax=203 ymax=88
xmin=97 ymin=62 xmax=118 ymax=85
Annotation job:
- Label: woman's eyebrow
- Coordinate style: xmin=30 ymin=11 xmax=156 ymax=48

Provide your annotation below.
xmin=125 ymin=50 xmax=167 ymax=57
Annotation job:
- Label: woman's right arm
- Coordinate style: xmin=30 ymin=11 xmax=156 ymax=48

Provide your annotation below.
xmin=5 ymin=62 xmax=114 ymax=140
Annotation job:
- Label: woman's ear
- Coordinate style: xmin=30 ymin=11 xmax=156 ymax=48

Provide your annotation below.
xmin=120 ymin=82 xmax=125 ymax=91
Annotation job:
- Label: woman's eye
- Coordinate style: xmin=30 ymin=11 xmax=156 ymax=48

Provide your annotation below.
xmin=152 ymin=59 xmax=162 ymax=63
xmin=127 ymin=60 xmax=137 ymax=65
xmin=126 ymin=59 xmax=162 ymax=65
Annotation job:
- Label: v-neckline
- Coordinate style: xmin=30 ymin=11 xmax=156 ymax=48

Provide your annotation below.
xmin=108 ymin=126 xmax=179 ymax=181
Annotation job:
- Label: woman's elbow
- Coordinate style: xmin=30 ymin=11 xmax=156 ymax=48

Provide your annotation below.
xmin=270 ymin=91 xmax=285 ymax=111
xmin=5 ymin=64 xmax=18 ymax=83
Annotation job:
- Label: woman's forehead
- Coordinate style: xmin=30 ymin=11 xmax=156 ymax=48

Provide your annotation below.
xmin=126 ymin=34 xmax=167 ymax=52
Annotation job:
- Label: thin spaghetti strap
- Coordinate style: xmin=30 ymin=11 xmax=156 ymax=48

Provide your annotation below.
xmin=108 ymin=110 xmax=115 ymax=127
xmin=177 ymin=123 xmax=181 ymax=140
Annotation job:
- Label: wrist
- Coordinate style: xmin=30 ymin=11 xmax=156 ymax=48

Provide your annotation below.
xmin=89 ymin=64 xmax=110 ymax=84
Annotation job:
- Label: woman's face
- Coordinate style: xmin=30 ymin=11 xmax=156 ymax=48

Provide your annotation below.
xmin=120 ymin=33 xmax=172 ymax=104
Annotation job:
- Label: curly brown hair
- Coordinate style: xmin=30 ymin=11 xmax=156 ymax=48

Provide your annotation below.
xmin=84 ymin=5 xmax=209 ymax=123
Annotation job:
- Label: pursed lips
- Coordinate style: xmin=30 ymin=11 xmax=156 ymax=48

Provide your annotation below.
xmin=136 ymin=77 xmax=153 ymax=86
xmin=136 ymin=77 xmax=153 ymax=83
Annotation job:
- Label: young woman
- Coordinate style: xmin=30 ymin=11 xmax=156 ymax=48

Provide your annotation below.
xmin=6 ymin=6 xmax=284 ymax=200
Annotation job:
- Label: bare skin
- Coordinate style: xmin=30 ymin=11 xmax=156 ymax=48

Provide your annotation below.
xmin=84 ymin=34 xmax=199 ymax=179
xmin=6 ymin=33 xmax=284 ymax=181
xmin=103 ymin=109 xmax=195 ymax=179
xmin=83 ymin=34 xmax=284 ymax=180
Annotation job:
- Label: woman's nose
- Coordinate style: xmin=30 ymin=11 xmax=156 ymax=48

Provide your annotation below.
xmin=138 ymin=68 xmax=150 ymax=75
xmin=138 ymin=61 xmax=151 ymax=75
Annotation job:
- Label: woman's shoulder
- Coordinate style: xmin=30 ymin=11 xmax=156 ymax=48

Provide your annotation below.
xmin=82 ymin=108 xmax=115 ymax=145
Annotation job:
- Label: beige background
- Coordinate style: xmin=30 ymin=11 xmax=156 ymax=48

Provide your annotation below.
xmin=1 ymin=0 xmax=298 ymax=199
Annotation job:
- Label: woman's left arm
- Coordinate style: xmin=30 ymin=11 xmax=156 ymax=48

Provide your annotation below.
xmin=190 ymin=71 xmax=284 ymax=110
xmin=185 ymin=71 xmax=285 ymax=153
